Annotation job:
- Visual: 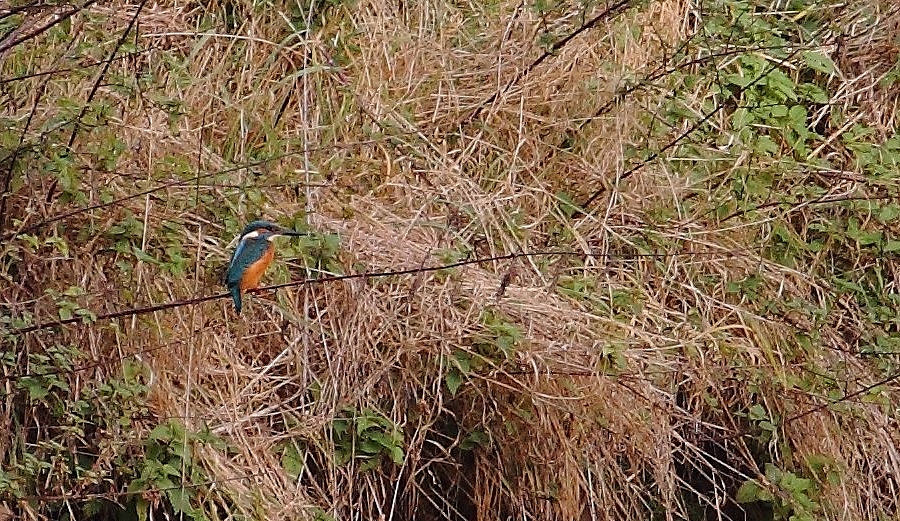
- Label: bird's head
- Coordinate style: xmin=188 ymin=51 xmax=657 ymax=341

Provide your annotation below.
xmin=239 ymin=220 xmax=305 ymax=241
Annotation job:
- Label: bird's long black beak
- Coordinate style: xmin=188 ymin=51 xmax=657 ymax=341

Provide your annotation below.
xmin=276 ymin=227 xmax=305 ymax=237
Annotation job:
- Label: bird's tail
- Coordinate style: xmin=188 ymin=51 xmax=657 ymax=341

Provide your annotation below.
xmin=228 ymin=284 xmax=242 ymax=314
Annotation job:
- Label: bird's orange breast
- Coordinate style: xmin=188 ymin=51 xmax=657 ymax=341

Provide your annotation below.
xmin=239 ymin=244 xmax=275 ymax=292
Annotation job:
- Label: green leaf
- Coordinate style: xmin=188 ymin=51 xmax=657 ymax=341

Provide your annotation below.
xmin=281 ymin=444 xmax=304 ymax=478
xmin=167 ymin=487 xmax=193 ymax=514
xmin=767 ymin=71 xmax=798 ymax=101
xmin=798 ymin=83 xmax=829 ymax=104
xmin=883 ymin=240 xmax=900 ymax=253
xmin=445 ymin=370 xmax=463 ymax=396
xmin=19 ymin=377 xmax=49 ymax=401
xmin=453 ymin=351 xmax=472 ymax=373
xmin=75 ymin=308 xmax=97 ymax=322
xmin=161 ymin=463 xmax=182 ymax=477
xmin=62 ymin=286 xmax=85 ymax=297
xmin=358 ymin=440 xmax=382 ymax=455
xmin=356 ymin=414 xmax=386 ymax=435
xmin=366 ymin=431 xmax=392 ymax=449
xmin=736 ymin=480 xmax=766 ymax=503
xmin=333 ymin=448 xmax=351 ymax=466
xmin=154 ymin=477 xmax=176 ymax=490
xmin=389 ymin=445 xmax=404 ymax=464
xmin=749 ymin=404 xmax=767 ymax=421
xmin=755 ymin=135 xmax=779 ymax=155
xmin=554 ymin=191 xmax=581 ymax=218
xmin=149 ymin=423 xmax=174 ymax=442
xmin=849 ymin=229 xmax=882 ymax=246
xmin=132 ymin=246 xmax=160 ymax=265
xmin=460 ymin=430 xmax=490 ymax=451
xmin=332 ymin=419 xmax=349 ymax=437
xmin=877 ymin=204 xmax=900 ymax=223
xmin=764 ymin=462 xmax=783 ymax=483
xmin=359 ymin=457 xmax=380 ymax=471
xmin=732 ymin=108 xmax=753 ymax=128
xmin=727 ymin=73 xmax=754 ymax=87
xmin=802 ymin=50 xmax=837 ymax=75
xmin=135 ymin=497 xmax=149 ymax=521
xmin=788 ymin=106 xmax=808 ymax=132
xmin=759 ymin=420 xmax=777 ymax=432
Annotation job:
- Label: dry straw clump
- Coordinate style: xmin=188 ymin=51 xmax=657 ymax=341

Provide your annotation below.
xmin=3 ymin=0 xmax=900 ymax=520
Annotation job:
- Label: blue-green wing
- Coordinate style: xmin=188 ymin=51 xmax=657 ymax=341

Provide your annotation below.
xmin=225 ymin=237 xmax=269 ymax=287
xmin=227 ymin=237 xmax=248 ymax=273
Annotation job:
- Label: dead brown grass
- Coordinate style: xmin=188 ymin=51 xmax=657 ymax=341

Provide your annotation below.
xmin=4 ymin=0 xmax=900 ymax=520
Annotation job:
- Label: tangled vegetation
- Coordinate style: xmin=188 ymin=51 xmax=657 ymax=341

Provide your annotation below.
xmin=2 ymin=0 xmax=899 ymax=519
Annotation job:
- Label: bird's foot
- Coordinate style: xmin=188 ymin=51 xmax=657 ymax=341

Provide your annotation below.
xmin=247 ymin=287 xmax=276 ymax=300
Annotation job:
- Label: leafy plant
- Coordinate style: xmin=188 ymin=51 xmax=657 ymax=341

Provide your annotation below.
xmin=0 ymin=350 xmax=155 ymax=518
xmin=332 ymin=407 xmax=404 ymax=471
xmin=128 ymin=420 xmax=225 ymax=521
xmin=736 ymin=463 xmax=821 ymax=521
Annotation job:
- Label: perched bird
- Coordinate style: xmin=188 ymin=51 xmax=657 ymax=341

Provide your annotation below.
xmin=225 ymin=220 xmax=304 ymax=314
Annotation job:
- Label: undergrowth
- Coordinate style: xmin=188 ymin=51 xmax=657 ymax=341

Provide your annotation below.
xmin=1 ymin=0 xmax=899 ymax=519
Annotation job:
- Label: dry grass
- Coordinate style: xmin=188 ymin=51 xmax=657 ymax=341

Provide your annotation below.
xmin=3 ymin=0 xmax=900 ymax=519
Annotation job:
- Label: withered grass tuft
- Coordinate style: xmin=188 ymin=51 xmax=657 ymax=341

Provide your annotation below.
xmin=2 ymin=0 xmax=900 ymax=519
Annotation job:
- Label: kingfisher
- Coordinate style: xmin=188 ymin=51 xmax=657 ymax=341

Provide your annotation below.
xmin=225 ymin=220 xmax=304 ymax=314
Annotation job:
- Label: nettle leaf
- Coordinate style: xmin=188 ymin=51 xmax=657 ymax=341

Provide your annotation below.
xmin=755 ymin=135 xmax=780 ymax=155
xmin=732 ymin=107 xmax=753 ymax=128
xmin=460 ymin=430 xmax=490 ymax=451
xmin=767 ymin=70 xmax=798 ymax=102
xmin=788 ymin=105 xmax=808 ymax=124
xmin=355 ymin=415 xmax=385 ymax=435
xmin=749 ymin=404 xmax=768 ymax=421
xmin=281 ymin=444 xmax=304 ymax=478
xmin=877 ymin=204 xmax=900 ymax=223
xmin=798 ymin=83 xmax=829 ymax=103
xmin=445 ymin=370 xmax=463 ymax=396
xmin=390 ymin=445 xmax=404 ymax=464
xmin=132 ymin=247 xmax=160 ymax=265
xmin=857 ymin=230 xmax=883 ymax=245
xmin=883 ymin=240 xmax=900 ymax=253
xmin=19 ymin=377 xmax=50 ymax=401
xmin=802 ymin=50 xmax=837 ymax=75
xmin=727 ymin=73 xmax=755 ymax=88
xmin=58 ymin=307 xmax=73 ymax=321
xmin=736 ymin=479 xmax=773 ymax=503
xmin=167 ymin=487 xmax=193 ymax=514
